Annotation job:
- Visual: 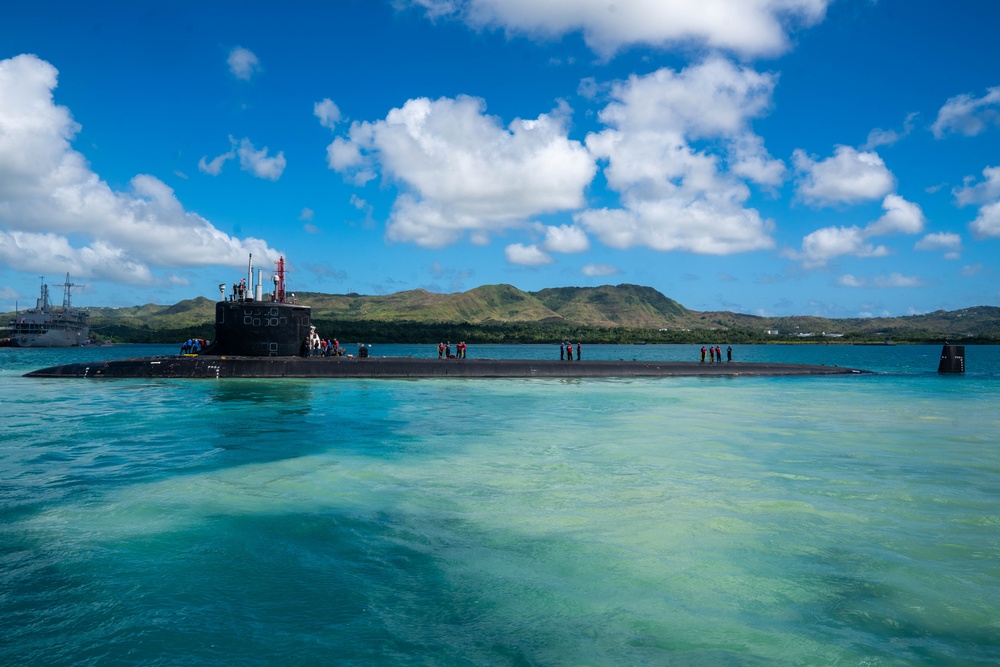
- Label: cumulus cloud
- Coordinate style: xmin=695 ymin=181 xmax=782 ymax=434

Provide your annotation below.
xmin=504 ymin=243 xmax=553 ymax=266
xmin=863 ymin=112 xmax=917 ymax=150
xmin=953 ymin=166 xmax=1000 ymax=238
xmin=0 ymin=54 xmax=280 ymax=284
xmin=228 ymin=47 xmax=261 ymax=81
xmin=837 ymin=272 xmax=923 ymax=289
xmin=327 ymin=95 xmax=595 ymax=247
xmin=236 ymin=138 xmax=286 ymax=180
xmin=314 ymin=98 xmax=342 ymax=129
xmin=953 ymin=166 xmax=1000 ymax=206
xmin=793 ymin=145 xmax=896 ymax=206
xmin=837 ymin=274 xmax=866 ymax=288
xmin=578 ymin=57 xmax=782 ymax=255
xmin=785 ymin=194 xmax=924 ymax=267
xmin=402 ymin=0 xmax=830 ymax=58
xmin=581 ymin=262 xmax=621 ymax=277
xmin=198 ymin=147 xmax=235 ymax=175
xmin=915 ymin=232 xmax=961 ymax=255
xmin=198 ymin=136 xmax=286 ymax=180
xmin=969 ymin=200 xmax=1000 ymax=238
xmin=931 ymin=87 xmax=1000 ymax=139
xmin=865 ymin=193 xmax=926 ymax=236
xmin=541 ymin=224 xmax=589 ymax=253
xmin=786 ymin=225 xmax=889 ymax=268
xmin=874 ymin=272 xmax=923 ymax=288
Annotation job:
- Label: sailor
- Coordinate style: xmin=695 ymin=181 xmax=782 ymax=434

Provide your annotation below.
xmin=309 ymin=327 xmax=321 ymax=356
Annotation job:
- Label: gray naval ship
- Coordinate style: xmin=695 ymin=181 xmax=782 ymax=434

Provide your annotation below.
xmin=7 ymin=274 xmax=90 ymax=348
xmin=25 ymin=257 xmax=869 ymax=379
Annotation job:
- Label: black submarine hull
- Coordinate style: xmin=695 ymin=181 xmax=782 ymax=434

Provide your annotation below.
xmin=24 ymin=355 xmax=868 ymax=379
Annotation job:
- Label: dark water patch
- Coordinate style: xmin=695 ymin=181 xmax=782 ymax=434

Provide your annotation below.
xmin=0 ymin=508 xmax=585 ymax=666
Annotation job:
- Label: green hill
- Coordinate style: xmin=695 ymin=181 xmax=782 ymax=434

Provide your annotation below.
xmin=5 ymin=285 xmax=999 ymax=344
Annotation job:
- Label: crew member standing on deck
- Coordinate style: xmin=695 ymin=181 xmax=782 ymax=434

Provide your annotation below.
xmin=727 ymin=345 xmax=732 ymax=362
xmin=566 ymin=343 xmax=573 ymax=361
xmin=576 ymin=342 xmax=581 ymax=360
xmin=560 ymin=343 xmax=565 ymax=360
xmin=701 ymin=346 xmax=706 ymax=363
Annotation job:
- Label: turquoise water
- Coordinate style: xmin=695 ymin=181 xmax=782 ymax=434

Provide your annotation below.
xmin=2 ymin=345 xmax=999 ymax=665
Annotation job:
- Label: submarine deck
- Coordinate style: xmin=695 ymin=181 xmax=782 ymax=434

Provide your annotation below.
xmin=24 ymin=355 xmax=870 ymax=379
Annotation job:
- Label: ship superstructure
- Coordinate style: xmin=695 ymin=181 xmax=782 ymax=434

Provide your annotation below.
xmin=8 ymin=274 xmax=90 ymax=347
xmin=200 ymin=256 xmax=312 ymax=357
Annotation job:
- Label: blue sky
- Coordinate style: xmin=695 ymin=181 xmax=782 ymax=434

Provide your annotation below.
xmin=2 ymin=1 xmax=999 ymax=317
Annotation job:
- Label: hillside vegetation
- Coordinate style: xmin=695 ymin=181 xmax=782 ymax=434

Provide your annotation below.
xmin=5 ymin=284 xmax=998 ymax=344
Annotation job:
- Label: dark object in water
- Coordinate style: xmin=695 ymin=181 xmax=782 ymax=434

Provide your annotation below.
xmin=938 ymin=344 xmax=965 ymax=373
xmin=24 ymin=356 xmax=870 ymax=379
xmin=23 ymin=254 xmax=873 ymax=380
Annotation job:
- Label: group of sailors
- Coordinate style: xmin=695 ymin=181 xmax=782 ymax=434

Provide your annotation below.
xmin=701 ymin=345 xmax=732 ymax=362
xmin=303 ymin=328 xmax=348 ymax=357
xmin=438 ymin=341 xmax=467 ymax=359
xmin=227 ymin=278 xmax=294 ymax=304
xmin=180 ymin=338 xmax=207 ymax=354
xmin=559 ymin=342 xmax=582 ymax=360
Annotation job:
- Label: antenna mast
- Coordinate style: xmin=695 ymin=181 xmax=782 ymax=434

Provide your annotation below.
xmin=274 ymin=257 xmax=286 ymax=303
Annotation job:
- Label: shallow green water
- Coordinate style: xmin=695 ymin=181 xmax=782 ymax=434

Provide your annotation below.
xmin=2 ymin=345 xmax=998 ymax=665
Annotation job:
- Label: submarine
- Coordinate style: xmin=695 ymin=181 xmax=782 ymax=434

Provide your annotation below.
xmin=25 ymin=257 xmax=869 ymax=380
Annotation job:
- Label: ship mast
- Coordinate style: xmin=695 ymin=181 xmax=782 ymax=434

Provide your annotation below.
xmin=274 ymin=257 xmax=287 ymax=303
xmin=56 ymin=273 xmax=76 ymax=310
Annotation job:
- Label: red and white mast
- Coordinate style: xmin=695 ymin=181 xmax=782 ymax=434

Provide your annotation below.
xmin=274 ymin=257 xmax=287 ymax=303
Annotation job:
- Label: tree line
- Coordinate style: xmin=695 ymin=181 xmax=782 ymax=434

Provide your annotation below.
xmin=89 ymin=318 xmax=987 ymax=346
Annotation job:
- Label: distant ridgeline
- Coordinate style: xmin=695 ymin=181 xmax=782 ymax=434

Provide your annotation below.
xmin=11 ymin=285 xmax=999 ymax=345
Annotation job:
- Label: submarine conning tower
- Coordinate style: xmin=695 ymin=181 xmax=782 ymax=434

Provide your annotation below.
xmin=938 ymin=343 xmax=965 ymax=374
xmin=200 ymin=256 xmax=311 ymax=357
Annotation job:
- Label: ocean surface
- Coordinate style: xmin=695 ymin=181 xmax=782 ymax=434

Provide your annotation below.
xmin=2 ymin=343 xmax=999 ymax=666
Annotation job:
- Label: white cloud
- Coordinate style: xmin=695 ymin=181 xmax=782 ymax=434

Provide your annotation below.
xmin=328 ymin=95 xmax=595 ymax=247
xmin=793 ymin=145 xmax=896 ymax=206
xmin=581 ymin=262 xmax=621 ymax=277
xmin=838 ymin=274 xmax=866 ymax=288
xmin=862 ymin=112 xmax=917 ymax=150
xmin=786 ymin=194 xmax=924 ymax=267
xmin=541 ymin=224 xmax=589 ymax=253
xmin=729 ymin=133 xmax=786 ymax=188
xmin=504 ymin=243 xmax=553 ymax=266
xmin=784 ymin=225 xmax=888 ymax=268
xmin=914 ymin=232 xmax=961 ymax=252
xmin=953 ymin=165 xmax=1000 ymax=206
xmin=866 ymin=193 xmax=925 ymax=236
xmin=931 ymin=87 xmax=1000 ymax=139
xmin=198 ymin=148 xmax=235 ymax=175
xmin=198 ymin=136 xmax=286 ymax=180
xmin=970 ymin=200 xmax=1000 ymax=238
xmin=403 ymin=0 xmax=830 ymax=58
xmin=954 ymin=167 xmax=1000 ymax=238
xmin=227 ymin=47 xmax=260 ymax=81
xmin=579 ymin=57 xmax=781 ymax=255
xmin=314 ymin=98 xmax=342 ymax=129
xmin=236 ymin=138 xmax=286 ymax=180
xmin=0 ymin=54 xmax=280 ymax=284
xmin=874 ymin=272 xmax=923 ymax=288
xmin=837 ymin=272 xmax=923 ymax=289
